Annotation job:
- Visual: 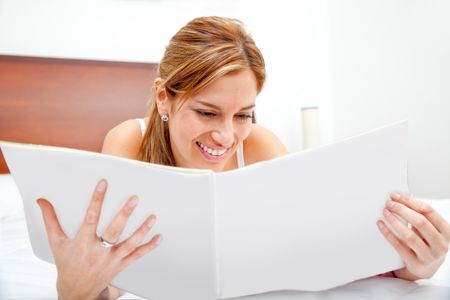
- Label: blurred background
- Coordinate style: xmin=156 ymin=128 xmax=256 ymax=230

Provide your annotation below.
xmin=0 ymin=0 xmax=449 ymax=198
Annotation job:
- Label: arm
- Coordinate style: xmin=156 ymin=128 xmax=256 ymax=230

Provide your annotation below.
xmin=96 ymin=119 xmax=147 ymax=298
xmin=101 ymin=119 xmax=144 ymax=160
xmin=247 ymin=125 xmax=450 ymax=281
xmin=377 ymin=193 xmax=450 ymax=280
xmin=243 ymin=125 xmax=450 ymax=281
xmin=39 ymin=180 xmax=162 ymax=300
xmin=243 ymin=124 xmax=288 ymax=164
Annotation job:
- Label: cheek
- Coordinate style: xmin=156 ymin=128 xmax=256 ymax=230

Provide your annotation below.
xmin=237 ymin=124 xmax=253 ymax=142
xmin=172 ymin=116 xmax=209 ymax=143
xmin=189 ymin=119 xmax=211 ymax=139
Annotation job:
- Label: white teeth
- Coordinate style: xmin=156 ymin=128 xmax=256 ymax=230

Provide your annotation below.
xmin=197 ymin=142 xmax=227 ymax=156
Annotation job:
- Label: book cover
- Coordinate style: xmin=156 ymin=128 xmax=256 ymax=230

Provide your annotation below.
xmin=0 ymin=120 xmax=408 ymax=299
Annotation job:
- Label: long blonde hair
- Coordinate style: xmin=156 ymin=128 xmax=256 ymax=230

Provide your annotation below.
xmin=140 ymin=16 xmax=266 ymax=165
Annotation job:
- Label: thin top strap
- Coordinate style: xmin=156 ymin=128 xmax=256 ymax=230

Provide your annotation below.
xmin=236 ymin=142 xmax=245 ymax=168
xmin=136 ymin=118 xmax=147 ymax=136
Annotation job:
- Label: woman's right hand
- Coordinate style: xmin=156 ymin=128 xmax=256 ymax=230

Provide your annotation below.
xmin=37 ymin=179 xmax=162 ymax=300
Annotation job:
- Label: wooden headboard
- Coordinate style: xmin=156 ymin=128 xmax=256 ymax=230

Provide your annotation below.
xmin=0 ymin=55 xmax=157 ymax=173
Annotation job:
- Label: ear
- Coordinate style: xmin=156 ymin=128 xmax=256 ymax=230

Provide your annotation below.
xmin=153 ymin=78 xmax=171 ymax=117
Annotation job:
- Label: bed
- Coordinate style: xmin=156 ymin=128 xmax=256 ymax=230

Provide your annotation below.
xmin=0 ymin=55 xmax=449 ymax=299
xmin=1 ymin=171 xmax=450 ymax=300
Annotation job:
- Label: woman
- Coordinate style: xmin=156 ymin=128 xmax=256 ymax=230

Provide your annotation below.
xmin=37 ymin=16 xmax=450 ymax=299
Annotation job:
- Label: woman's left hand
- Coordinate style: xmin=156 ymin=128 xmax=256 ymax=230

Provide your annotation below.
xmin=377 ymin=192 xmax=450 ymax=280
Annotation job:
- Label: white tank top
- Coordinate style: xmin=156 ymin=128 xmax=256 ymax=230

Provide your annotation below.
xmin=136 ymin=118 xmax=245 ymax=168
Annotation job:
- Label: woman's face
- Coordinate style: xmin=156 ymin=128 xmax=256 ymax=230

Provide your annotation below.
xmin=165 ymin=70 xmax=257 ymax=172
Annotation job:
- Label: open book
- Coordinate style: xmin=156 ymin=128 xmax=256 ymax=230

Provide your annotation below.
xmin=0 ymin=121 xmax=408 ymax=300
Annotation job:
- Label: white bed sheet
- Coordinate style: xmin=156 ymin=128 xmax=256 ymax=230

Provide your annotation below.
xmin=1 ymin=174 xmax=449 ymax=299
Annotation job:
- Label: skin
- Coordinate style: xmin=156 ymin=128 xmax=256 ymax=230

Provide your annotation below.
xmin=37 ymin=70 xmax=449 ymax=299
xmin=378 ymin=192 xmax=450 ymax=280
xmin=37 ymin=180 xmax=162 ymax=300
xmin=102 ymin=70 xmax=288 ymax=171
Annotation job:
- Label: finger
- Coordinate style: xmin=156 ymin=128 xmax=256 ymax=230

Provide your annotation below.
xmin=386 ymin=199 xmax=442 ymax=253
xmin=101 ymin=195 xmax=139 ymax=245
xmin=382 ymin=208 xmax=432 ymax=261
xmin=412 ymin=226 xmax=426 ymax=243
xmin=115 ymin=215 xmax=157 ymax=257
xmin=377 ymin=220 xmax=418 ymax=266
xmin=121 ymin=234 xmax=163 ymax=267
xmin=36 ymin=198 xmax=67 ymax=246
xmin=77 ymin=179 xmax=108 ymax=239
xmin=391 ymin=193 xmax=450 ymax=239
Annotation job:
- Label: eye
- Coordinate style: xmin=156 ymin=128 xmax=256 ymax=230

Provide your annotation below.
xmin=196 ymin=110 xmax=216 ymax=118
xmin=235 ymin=114 xmax=253 ymax=122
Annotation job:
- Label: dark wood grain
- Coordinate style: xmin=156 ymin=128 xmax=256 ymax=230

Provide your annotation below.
xmin=0 ymin=55 xmax=157 ymax=173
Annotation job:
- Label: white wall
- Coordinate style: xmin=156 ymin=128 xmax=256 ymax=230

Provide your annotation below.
xmin=1 ymin=0 xmax=448 ymax=197
xmin=328 ymin=1 xmax=450 ymax=198
xmin=0 ymin=0 xmax=236 ymax=63
xmin=234 ymin=1 xmax=334 ymax=151
xmin=0 ymin=0 xmax=334 ymax=153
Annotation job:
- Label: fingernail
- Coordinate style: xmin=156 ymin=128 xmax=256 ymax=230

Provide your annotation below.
xmin=36 ymin=198 xmax=46 ymax=209
xmin=155 ymin=234 xmax=163 ymax=244
xmin=391 ymin=192 xmax=401 ymax=201
xmin=128 ymin=196 xmax=139 ymax=208
xmin=383 ymin=208 xmax=391 ymax=216
xmin=146 ymin=215 xmax=156 ymax=228
xmin=376 ymin=220 xmax=384 ymax=229
xmin=386 ymin=200 xmax=394 ymax=208
xmin=97 ymin=179 xmax=107 ymax=192
xmin=421 ymin=202 xmax=433 ymax=213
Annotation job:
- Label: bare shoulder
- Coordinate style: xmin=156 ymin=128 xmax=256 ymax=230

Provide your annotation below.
xmin=243 ymin=124 xmax=288 ymax=165
xmin=101 ymin=119 xmax=143 ymax=160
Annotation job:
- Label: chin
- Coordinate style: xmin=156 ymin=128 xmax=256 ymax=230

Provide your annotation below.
xmin=209 ymin=164 xmax=226 ymax=172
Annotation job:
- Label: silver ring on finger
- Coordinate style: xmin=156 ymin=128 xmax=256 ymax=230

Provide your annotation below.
xmin=99 ymin=236 xmax=117 ymax=248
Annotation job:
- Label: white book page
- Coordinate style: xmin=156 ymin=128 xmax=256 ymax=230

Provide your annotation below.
xmin=0 ymin=143 xmax=217 ymax=300
xmin=215 ymin=121 xmax=408 ymax=298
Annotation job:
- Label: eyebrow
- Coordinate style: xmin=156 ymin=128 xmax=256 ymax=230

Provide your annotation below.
xmin=196 ymin=100 xmax=255 ymax=111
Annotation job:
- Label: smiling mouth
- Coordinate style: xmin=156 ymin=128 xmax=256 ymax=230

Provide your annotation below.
xmin=196 ymin=141 xmax=229 ymax=158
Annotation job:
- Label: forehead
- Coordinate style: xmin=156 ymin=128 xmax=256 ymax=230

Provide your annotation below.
xmin=184 ymin=70 xmax=258 ymax=110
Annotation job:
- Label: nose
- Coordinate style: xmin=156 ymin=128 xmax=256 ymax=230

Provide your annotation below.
xmin=211 ymin=121 xmax=234 ymax=148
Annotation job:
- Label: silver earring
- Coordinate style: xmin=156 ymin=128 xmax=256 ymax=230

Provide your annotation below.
xmin=161 ymin=114 xmax=169 ymax=122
